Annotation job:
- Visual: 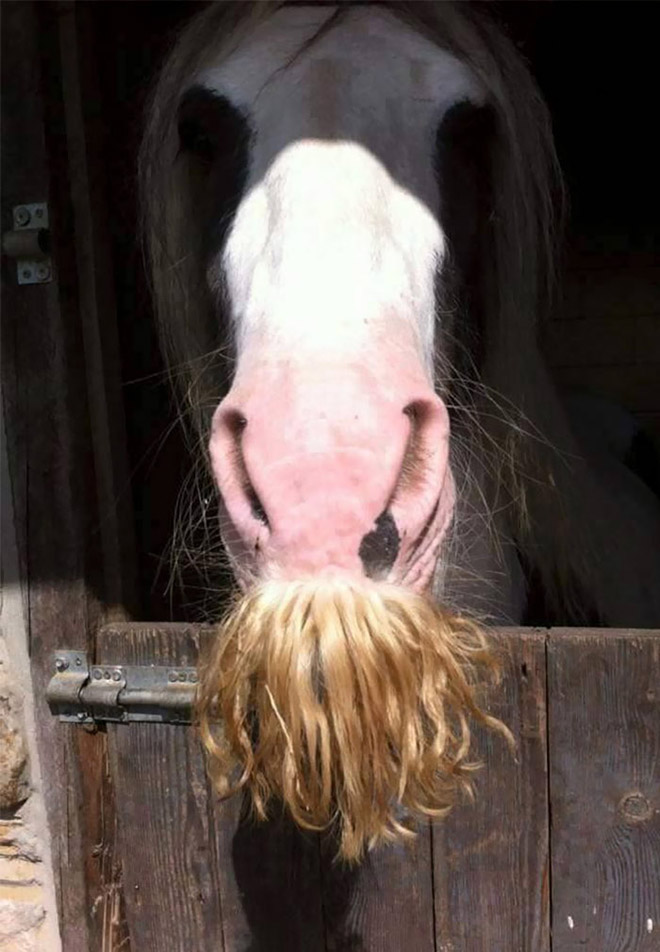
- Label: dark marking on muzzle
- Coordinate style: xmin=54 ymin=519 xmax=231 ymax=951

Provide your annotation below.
xmin=359 ymin=509 xmax=400 ymax=578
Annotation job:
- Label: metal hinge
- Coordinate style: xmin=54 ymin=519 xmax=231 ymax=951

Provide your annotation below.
xmin=46 ymin=650 xmax=198 ymax=725
xmin=2 ymin=203 xmax=52 ymax=284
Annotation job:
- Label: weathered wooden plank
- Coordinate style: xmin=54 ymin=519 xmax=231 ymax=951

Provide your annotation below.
xmin=320 ymin=823 xmax=436 ymax=952
xmin=100 ymin=624 xmax=327 ymax=952
xmin=101 ymin=626 xmax=226 ymax=951
xmin=432 ymin=629 xmax=550 ymax=952
xmin=548 ymin=629 xmax=660 ymax=952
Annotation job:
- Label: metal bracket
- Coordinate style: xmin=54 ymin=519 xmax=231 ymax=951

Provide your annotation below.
xmin=46 ymin=650 xmax=198 ymax=725
xmin=2 ymin=203 xmax=52 ymax=284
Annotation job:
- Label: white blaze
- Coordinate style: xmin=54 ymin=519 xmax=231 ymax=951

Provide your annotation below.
xmin=197 ymin=5 xmax=485 ymax=371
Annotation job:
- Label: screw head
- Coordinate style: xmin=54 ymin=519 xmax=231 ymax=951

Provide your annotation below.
xmin=168 ymin=671 xmax=178 ymax=683
xmin=93 ymin=669 xmax=102 ymax=680
xmin=35 ymin=263 xmax=51 ymax=282
xmin=55 ymin=657 xmax=69 ymax=672
xmin=112 ymin=671 xmax=122 ymax=682
xmin=21 ymin=268 xmax=33 ymax=281
xmin=14 ymin=206 xmax=30 ymax=227
xmin=34 ymin=207 xmax=44 ymax=219
xmin=77 ymin=712 xmax=87 ymax=721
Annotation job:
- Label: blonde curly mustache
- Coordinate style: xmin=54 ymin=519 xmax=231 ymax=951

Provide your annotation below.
xmin=197 ymin=578 xmax=511 ymax=863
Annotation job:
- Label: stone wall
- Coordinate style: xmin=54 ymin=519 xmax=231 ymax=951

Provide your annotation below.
xmin=1 ymin=410 xmax=60 ymax=952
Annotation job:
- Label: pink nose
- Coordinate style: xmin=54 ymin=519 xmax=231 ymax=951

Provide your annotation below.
xmin=209 ymin=369 xmax=455 ymax=591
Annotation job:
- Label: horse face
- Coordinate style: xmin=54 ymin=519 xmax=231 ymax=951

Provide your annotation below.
xmin=180 ymin=6 xmax=485 ymax=592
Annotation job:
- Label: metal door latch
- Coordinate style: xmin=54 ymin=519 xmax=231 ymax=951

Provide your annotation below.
xmin=46 ymin=650 xmax=198 ymax=725
xmin=2 ymin=203 xmax=52 ymax=284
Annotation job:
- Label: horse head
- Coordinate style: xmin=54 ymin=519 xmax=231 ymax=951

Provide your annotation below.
xmin=140 ymin=1 xmax=559 ymax=860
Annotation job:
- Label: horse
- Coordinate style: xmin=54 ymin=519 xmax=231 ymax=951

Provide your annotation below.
xmin=139 ymin=1 xmax=660 ymax=861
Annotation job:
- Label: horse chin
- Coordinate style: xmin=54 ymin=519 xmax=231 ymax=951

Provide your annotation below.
xmin=196 ymin=576 xmax=509 ymax=862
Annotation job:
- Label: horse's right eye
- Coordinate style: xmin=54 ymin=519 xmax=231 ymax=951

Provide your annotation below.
xmin=174 ymin=85 xmax=252 ymax=263
xmin=177 ymin=85 xmax=250 ymax=169
xmin=178 ymin=116 xmax=216 ymax=161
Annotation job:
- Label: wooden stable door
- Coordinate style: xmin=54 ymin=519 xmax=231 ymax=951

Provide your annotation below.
xmin=92 ymin=625 xmax=658 ymax=952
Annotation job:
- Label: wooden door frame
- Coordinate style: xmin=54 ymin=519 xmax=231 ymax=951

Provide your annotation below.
xmin=2 ymin=3 xmax=136 ymax=947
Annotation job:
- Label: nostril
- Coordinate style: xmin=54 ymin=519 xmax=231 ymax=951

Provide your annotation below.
xmin=223 ymin=408 xmax=248 ymax=436
xmin=403 ymin=400 xmax=428 ymax=420
xmin=402 ymin=397 xmax=439 ymax=431
xmin=214 ymin=408 xmax=270 ymax=528
xmin=245 ymin=480 xmax=269 ymax=527
xmin=395 ymin=400 xmax=436 ymax=498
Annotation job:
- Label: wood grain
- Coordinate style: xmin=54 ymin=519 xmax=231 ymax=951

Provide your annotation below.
xmin=432 ymin=629 xmax=550 ymax=952
xmin=548 ymin=629 xmax=660 ymax=952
